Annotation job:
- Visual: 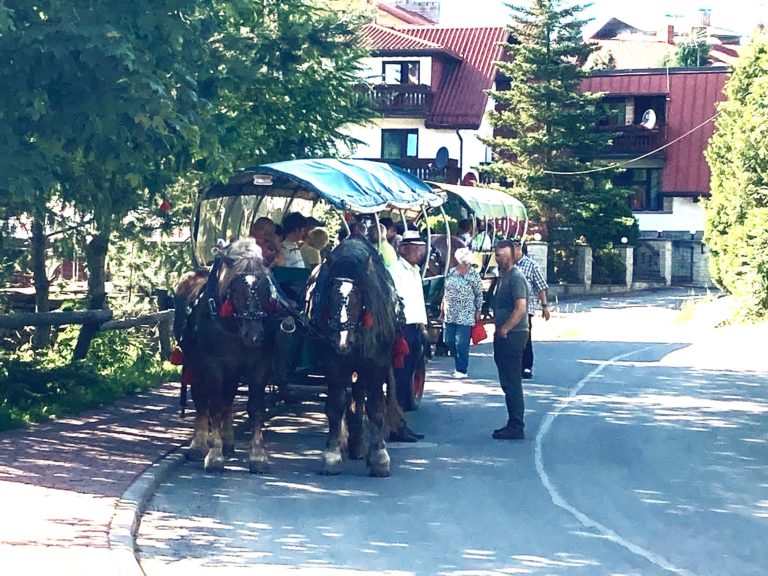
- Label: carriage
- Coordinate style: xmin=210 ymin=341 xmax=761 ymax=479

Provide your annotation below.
xmin=421 ymin=182 xmax=528 ymax=352
xmin=189 ymin=158 xmax=447 ymax=412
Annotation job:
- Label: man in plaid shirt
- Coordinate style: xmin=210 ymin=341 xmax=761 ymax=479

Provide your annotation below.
xmin=514 ymin=242 xmax=550 ymax=379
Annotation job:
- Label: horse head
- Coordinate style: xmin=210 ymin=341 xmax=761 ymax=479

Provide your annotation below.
xmin=309 ymin=237 xmax=395 ymax=357
xmin=216 ymin=238 xmax=278 ymax=347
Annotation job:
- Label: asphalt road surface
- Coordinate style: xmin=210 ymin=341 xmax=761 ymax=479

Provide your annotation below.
xmin=136 ymin=289 xmax=768 ymax=576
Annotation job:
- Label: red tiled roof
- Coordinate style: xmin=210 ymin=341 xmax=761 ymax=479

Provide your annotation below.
xmin=378 ymin=3 xmax=436 ymax=25
xmin=581 ymin=68 xmax=729 ymax=196
xmin=393 ymin=26 xmax=509 ymax=129
xmin=361 ymin=24 xmax=460 ymax=59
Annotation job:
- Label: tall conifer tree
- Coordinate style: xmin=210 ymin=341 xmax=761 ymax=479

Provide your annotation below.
xmin=483 ymin=0 xmax=636 ymax=278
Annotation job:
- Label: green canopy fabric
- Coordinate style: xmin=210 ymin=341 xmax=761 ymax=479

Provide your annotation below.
xmin=428 ymin=182 xmax=527 ymax=220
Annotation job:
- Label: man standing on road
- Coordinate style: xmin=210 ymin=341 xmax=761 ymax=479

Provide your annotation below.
xmin=386 ymin=230 xmax=428 ymax=442
xmin=515 ymin=242 xmax=550 ymax=380
xmin=491 ymin=238 xmax=530 ymax=440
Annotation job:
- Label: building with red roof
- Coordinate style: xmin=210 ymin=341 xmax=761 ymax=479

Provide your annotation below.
xmin=346 ymin=22 xmax=507 ymax=185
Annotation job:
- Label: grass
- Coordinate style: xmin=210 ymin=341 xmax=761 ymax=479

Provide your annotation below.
xmin=0 ymin=325 xmax=178 ymax=432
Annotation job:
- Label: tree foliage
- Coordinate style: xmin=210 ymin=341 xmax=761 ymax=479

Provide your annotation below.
xmin=0 ymin=0 xmax=373 ymax=356
xmin=483 ymin=0 xmax=637 ymax=260
xmin=704 ymin=32 xmax=768 ymax=318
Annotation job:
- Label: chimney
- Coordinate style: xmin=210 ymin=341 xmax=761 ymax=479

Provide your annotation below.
xmin=395 ymin=0 xmax=441 ymax=23
xmin=667 ymin=24 xmax=675 ymax=44
xmin=700 ymin=9 xmax=711 ymax=27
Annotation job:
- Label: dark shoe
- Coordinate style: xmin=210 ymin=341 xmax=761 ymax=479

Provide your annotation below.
xmin=522 ymin=369 xmax=533 ymax=380
xmin=492 ymin=426 xmax=525 ymax=440
xmin=402 ymin=425 xmax=424 ymax=439
xmin=388 ymin=427 xmax=419 ymax=443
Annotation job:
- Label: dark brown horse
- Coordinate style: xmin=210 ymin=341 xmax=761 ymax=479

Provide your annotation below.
xmin=305 ymin=236 xmax=402 ymax=476
xmin=173 ymin=238 xmax=281 ymax=473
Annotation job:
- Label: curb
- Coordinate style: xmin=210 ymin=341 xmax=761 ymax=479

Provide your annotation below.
xmin=107 ymin=447 xmax=186 ymax=576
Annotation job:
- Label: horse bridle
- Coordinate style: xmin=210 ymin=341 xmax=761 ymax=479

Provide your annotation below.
xmin=227 ymin=273 xmax=279 ymax=320
xmin=326 ymin=277 xmax=362 ymax=332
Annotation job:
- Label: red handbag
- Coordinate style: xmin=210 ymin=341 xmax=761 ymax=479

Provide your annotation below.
xmin=470 ymin=321 xmax=487 ymax=345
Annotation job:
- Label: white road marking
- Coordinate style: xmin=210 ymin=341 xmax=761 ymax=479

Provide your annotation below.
xmin=534 ymin=344 xmax=698 ymax=576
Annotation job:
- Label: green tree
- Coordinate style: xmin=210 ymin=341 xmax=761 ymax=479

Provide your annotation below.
xmin=675 ymin=31 xmax=711 ymax=67
xmin=0 ymin=1 xmax=372 ymax=357
xmin=704 ymin=32 xmax=768 ymax=318
xmin=483 ymin=0 xmax=636 ymax=274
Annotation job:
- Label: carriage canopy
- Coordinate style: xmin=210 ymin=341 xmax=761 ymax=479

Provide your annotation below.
xmin=193 ymin=159 xmax=446 ymax=266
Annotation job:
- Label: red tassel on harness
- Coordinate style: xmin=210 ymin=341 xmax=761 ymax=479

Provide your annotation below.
xmin=169 ymin=346 xmax=184 ymax=365
xmin=361 ymin=310 xmax=374 ymax=329
xmin=219 ymin=299 xmax=234 ymax=318
xmin=392 ymin=336 xmax=410 ymax=369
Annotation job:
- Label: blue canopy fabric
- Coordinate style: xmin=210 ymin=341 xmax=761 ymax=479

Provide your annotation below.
xmin=252 ymin=159 xmax=443 ymax=213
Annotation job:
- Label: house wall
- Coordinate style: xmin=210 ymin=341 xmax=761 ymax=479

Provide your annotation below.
xmin=342 ymin=116 xmax=490 ymax=179
xmin=635 ymin=197 xmax=703 ymax=234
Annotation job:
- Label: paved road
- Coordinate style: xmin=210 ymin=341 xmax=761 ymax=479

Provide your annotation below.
xmin=135 ymin=289 xmax=768 ymax=576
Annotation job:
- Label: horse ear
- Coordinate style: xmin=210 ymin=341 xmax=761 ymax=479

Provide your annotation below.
xmin=222 ymin=255 xmax=235 ymax=268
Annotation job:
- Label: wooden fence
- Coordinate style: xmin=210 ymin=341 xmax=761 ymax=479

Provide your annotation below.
xmin=0 ymin=309 xmax=175 ymax=359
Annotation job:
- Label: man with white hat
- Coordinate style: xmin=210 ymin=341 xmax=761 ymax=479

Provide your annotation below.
xmin=385 ymin=229 xmax=428 ymax=442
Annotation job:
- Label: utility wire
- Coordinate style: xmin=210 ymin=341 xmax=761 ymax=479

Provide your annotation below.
xmin=540 ymin=110 xmax=722 ymax=176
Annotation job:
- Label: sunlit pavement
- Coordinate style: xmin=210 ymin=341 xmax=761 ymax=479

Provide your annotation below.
xmin=135 ymin=289 xmax=768 ymax=576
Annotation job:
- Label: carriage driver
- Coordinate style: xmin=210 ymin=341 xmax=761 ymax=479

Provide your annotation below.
xmin=386 ymin=230 xmax=428 ymax=442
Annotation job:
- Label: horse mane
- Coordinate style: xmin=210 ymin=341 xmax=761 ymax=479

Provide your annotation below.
xmin=311 ymin=236 xmax=399 ymax=352
xmin=216 ymin=238 xmax=266 ymax=299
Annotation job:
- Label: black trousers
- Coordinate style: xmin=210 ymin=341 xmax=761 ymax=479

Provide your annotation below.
xmin=522 ymin=315 xmax=534 ymax=372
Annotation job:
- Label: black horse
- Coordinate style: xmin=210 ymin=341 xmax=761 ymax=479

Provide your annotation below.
xmin=305 ymin=236 xmax=402 ymax=476
xmin=173 ymin=238 xmax=282 ymax=473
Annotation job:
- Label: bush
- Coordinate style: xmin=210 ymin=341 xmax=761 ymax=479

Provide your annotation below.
xmin=592 ymin=247 xmax=627 ymax=285
xmin=0 ymin=323 xmax=178 ymax=431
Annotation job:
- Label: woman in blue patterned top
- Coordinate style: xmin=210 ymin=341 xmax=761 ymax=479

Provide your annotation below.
xmin=441 ymin=247 xmax=484 ymax=377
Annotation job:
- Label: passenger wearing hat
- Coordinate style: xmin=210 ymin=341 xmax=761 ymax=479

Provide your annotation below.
xmin=281 ymin=212 xmax=309 ymax=268
xmin=385 ymin=230 xmax=428 ymax=442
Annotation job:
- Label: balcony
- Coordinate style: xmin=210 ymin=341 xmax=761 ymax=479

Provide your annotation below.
xmin=363 ymin=157 xmax=460 ymax=184
xmin=589 ymin=125 xmax=666 ymax=158
xmin=359 ymin=84 xmax=433 ymax=117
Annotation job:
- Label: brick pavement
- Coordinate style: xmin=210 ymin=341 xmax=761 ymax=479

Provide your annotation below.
xmin=0 ymin=382 xmax=192 ymax=576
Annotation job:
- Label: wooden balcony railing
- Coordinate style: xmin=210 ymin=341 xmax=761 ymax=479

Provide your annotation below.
xmin=362 ymin=157 xmax=461 ymax=184
xmin=358 ymin=84 xmax=432 ymax=117
xmin=592 ymin=125 xmax=666 ymax=157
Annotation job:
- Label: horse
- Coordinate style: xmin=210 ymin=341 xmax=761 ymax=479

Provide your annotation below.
xmin=305 ymin=235 xmax=402 ymax=476
xmin=173 ymin=238 xmax=283 ymax=473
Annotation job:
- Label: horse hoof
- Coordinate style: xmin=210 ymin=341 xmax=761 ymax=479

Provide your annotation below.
xmin=321 ymin=451 xmax=343 ymax=475
xmin=348 ymin=441 xmax=366 ymax=461
xmin=185 ymin=446 xmax=206 ymax=462
xmin=367 ymin=449 xmax=390 ymax=477
xmin=204 ymin=454 xmax=225 ymax=473
xmin=249 ymin=458 xmax=269 ymax=474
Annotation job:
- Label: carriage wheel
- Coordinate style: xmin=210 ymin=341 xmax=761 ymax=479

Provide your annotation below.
xmin=404 ymin=355 xmax=426 ymax=411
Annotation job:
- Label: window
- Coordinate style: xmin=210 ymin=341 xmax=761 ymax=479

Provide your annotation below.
xmin=382 ymin=129 xmax=418 ymax=159
xmin=617 ymin=168 xmax=662 ymax=211
xmin=597 ymin=98 xmax=627 ymax=127
xmin=383 ymin=61 xmax=420 ymax=85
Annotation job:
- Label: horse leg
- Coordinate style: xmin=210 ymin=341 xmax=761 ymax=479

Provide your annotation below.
xmin=187 ymin=406 xmax=210 ymax=462
xmin=204 ymin=388 xmax=229 ymax=472
xmin=365 ymin=368 xmax=390 ymax=477
xmin=222 ymin=398 xmax=236 ymax=458
xmin=186 ymin=375 xmax=210 ymax=462
xmin=247 ymin=369 xmax=270 ymax=474
xmin=322 ymin=378 xmax=349 ymax=475
xmin=346 ymin=377 xmax=367 ymax=460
